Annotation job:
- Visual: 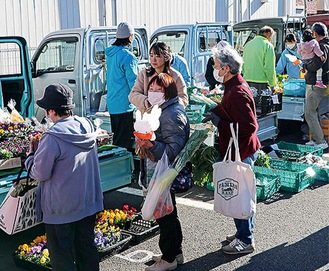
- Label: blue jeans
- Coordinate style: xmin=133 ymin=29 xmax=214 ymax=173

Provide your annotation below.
xmin=233 ymin=151 xmax=258 ymax=245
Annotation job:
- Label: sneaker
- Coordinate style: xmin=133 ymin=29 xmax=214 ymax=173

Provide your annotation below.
xmin=145 ymin=259 xmax=177 ymax=271
xmin=316 ymin=141 xmax=328 ymax=149
xmin=306 ymin=140 xmax=328 ymax=149
xmin=222 ymin=238 xmax=255 ymax=255
xmin=306 ymin=140 xmax=316 ymax=146
xmin=226 ymin=234 xmax=236 ymax=243
xmin=315 ymin=81 xmax=326 ymax=88
xmin=152 ymin=254 xmax=184 ymax=265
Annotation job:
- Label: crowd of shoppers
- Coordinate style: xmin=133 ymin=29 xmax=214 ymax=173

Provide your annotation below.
xmin=25 ymin=20 xmax=328 ymax=271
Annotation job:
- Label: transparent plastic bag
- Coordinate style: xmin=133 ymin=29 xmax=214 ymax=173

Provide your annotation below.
xmin=141 ymin=152 xmax=175 ymax=220
xmin=7 ymin=99 xmax=24 ymax=122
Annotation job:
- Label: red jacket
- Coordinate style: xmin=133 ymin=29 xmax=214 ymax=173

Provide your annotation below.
xmin=211 ymin=74 xmax=261 ymax=161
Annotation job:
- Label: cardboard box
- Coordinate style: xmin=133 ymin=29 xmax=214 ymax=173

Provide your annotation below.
xmin=0 ymin=157 xmax=21 ymax=170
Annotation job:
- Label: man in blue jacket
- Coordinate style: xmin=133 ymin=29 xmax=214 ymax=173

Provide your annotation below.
xmin=106 ymin=22 xmax=138 ymax=151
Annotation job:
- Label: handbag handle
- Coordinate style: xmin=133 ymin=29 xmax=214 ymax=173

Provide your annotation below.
xmin=13 ymin=163 xmax=33 ymax=186
xmin=229 ymin=123 xmax=242 ymax=162
xmin=223 ymin=137 xmax=233 ymax=162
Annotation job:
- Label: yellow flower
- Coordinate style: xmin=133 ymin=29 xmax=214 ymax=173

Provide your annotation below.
xmin=42 ymin=249 xmax=49 ymax=258
xmin=40 ymin=256 xmax=47 ymax=265
xmin=109 ymin=218 xmax=114 ymax=224
xmin=21 ymin=244 xmax=29 ymax=251
xmin=20 ymin=251 xmax=26 ymax=256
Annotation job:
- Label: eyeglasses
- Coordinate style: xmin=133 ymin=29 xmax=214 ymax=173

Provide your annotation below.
xmin=213 ymin=65 xmax=225 ymax=70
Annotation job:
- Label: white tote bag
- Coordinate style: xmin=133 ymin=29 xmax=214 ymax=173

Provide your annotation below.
xmin=213 ymin=123 xmax=256 ymax=220
xmin=0 ymin=167 xmax=40 ymax=235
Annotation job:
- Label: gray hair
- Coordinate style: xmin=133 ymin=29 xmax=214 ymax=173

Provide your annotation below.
xmin=212 ymin=47 xmax=243 ymax=74
xmin=259 ymin=26 xmax=275 ymax=37
xmin=312 ymin=22 xmax=328 ymax=37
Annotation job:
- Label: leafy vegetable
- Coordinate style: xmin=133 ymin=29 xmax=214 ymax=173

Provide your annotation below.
xmin=254 ymin=150 xmax=271 ymax=168
xmin=190 ymin=143 xmax=220 ymax=187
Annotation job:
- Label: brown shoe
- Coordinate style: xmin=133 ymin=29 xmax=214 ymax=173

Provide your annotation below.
xmin=145 ymin=259 xmax=177 ymax=271
xmin=152 ymin=254 xmax=184 ymax=265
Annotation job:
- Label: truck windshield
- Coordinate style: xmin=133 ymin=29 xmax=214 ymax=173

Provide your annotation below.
xmin=197 ymin=27 xmax=230 ymax=52
xmin=35 ymin=38 xmax=77 ymax=75
xmin=151 ymin=32 xmax=187 ymax=57
xmin=233 ymin=29 xmax=278 ymax=56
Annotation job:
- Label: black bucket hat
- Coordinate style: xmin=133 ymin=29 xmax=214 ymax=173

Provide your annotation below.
xmin=36 ymin=84 xmax=75 ymax=110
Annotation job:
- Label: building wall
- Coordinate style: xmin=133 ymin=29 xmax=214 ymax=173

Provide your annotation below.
xmin=109 ymin=0 xmax=216 ymax=35
xmin=0 ymin=0 xmax=305 ymax=54
xmin=0 ymin=0 xmax=102 ymax=50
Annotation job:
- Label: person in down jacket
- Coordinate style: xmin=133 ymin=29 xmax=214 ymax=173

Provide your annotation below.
xmin=135 ymin=73 xmax=190 ymax=271
xmin=25 ymin=84 xmax=103 ymax=271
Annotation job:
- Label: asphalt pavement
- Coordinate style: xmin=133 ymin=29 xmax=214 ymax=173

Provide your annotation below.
xmin=1 ymin=120 xmax=329 ymax=271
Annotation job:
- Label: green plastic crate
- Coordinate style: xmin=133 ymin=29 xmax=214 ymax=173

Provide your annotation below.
xmin=186 ymin=104 xmax=206 ymax=124
xmin=253 ymin=170 xmax=281 ymax=200
xmin=270 ymin=159 xmax=315 ymax=192
xmin=302 ymin=161 xmax=329 ymax=182
xmin=274 ymin=141 xmax=323 ymax=160
xmin=313 ymin=164 xmax=329 ymax=182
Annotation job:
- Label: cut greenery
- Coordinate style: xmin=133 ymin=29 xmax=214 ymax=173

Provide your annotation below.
xmin=190 ymin=143 xmax=220 ymax=187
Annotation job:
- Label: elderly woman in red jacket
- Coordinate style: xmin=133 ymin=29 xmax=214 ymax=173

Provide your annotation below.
xmin=204 ymin=46 xmax=261 ymax=255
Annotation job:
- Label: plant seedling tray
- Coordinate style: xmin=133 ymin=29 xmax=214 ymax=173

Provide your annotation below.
xmin=122 ymin=217 xmax=159 ymax=244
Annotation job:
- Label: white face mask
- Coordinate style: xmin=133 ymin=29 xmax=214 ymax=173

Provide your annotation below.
xmin=286 ymin=43 xmax=295 ymax=50
xmin=213 ymin=69 xmax=222 ymax=83
xmin=213 ymin=69 xmax=228 ymax=83
xmin=148 ymin=92 xmax=166 ymax=106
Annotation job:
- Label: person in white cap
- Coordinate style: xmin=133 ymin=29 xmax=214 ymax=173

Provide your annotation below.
xmin=205 ymin=40 xmax=231 ymax=90
xmin=105 ymin=22 xmax=137 ymax=151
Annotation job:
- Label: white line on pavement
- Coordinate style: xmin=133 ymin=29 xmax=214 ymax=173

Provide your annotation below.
xmin=117 ymin=187 xmax=214 ymax=210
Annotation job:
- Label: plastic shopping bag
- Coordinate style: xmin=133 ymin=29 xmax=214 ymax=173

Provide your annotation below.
xmin=213 ymin=123 xmax=256 ymax=220
xmin=141 ymin=152 xmax=177 ymax=220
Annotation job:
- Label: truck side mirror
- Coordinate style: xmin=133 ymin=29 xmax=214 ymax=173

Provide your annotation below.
xmin=95 ymin=51 xmax=105 ymax=63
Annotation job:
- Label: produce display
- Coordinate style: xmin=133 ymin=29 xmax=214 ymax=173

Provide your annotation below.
xmin=0 ymin=101 xmax=48 ymax=164
xmin=14 ymin=205 xmax=139 ymax=268
xmin=0 ymin=103 xmax=114 ymax=167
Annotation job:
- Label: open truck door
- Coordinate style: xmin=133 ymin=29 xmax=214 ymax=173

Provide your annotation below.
xmin=0 ymin=36 xmax=34 ymax=118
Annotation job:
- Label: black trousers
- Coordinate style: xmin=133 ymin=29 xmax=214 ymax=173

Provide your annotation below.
xmin=156 ymin=193 xmax=183 ymax=263
xmin=45 ymin=214 xmax=99 ymax=271
xmin=110 ymin=111 xmax=134 ymax=151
